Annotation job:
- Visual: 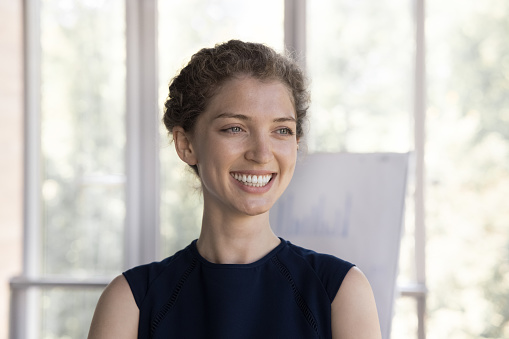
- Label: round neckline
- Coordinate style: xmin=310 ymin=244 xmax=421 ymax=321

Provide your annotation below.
xmin=189 ymin=238 xmax=287 ymax=269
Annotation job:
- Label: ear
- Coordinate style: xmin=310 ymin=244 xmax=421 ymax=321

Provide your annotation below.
xmin=172 ymin=126 xmax=198 ymax=166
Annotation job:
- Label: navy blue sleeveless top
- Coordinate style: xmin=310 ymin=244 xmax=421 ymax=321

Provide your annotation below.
xmin=123 ymin=238 xmax=354 ymax=339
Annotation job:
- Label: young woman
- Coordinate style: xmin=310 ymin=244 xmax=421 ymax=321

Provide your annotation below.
xmin=88 ymin=40 xmax=381 ymax=339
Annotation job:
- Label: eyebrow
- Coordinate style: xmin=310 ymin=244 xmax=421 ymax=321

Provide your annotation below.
xmin=273 ymin=117 xmax=296 ymax=123
xmin=213 ymin=112 xmax=296 ymax=123
xmin=214 ymin=112 xmax=250 ymax=121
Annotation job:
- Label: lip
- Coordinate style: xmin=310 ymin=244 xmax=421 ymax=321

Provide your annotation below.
xmin=230 ymin=172 xmax=277 ymax=193
xmin=229 ymin=170 xmax=276 ymax=176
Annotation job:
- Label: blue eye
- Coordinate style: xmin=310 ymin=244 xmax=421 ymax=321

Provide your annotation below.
xmin=277 ymin=128 xmax=294 ymax=135
xmin=222 ymin=126 xmax=243 ymax=133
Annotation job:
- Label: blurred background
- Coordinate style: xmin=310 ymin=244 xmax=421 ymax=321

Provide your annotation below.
xmin=1 ymin=0 xmax=509 ymax=338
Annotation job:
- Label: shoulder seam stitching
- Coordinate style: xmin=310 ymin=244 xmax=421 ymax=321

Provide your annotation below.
xmin=150 ymin=257 xmax=197 ymax=337
xmin=271 ymin=255 xmax=320 ymax=338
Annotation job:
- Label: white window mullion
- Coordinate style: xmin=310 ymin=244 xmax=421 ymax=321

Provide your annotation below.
xmin=22 ymin=0 xmax=42 ymax=284
xmin=284 ymin=0 xmax=306 ymax=69
xmin=15 ymin=0 xmax=43 ymax=338
xmin=414 ymin=0 xmax=427 ymax=338
xmin=125 ymin=0 xmax=160 ymax=269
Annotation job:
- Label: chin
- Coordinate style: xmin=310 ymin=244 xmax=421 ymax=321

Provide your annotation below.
xmin=237 ymin=202 xmax=273 ymax=217
xmin=243 ymin=209 xmax=269 ymax=217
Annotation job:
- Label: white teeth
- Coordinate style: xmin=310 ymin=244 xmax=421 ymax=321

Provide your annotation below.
xmin=231 ymin=173 xmax=273 ymax=187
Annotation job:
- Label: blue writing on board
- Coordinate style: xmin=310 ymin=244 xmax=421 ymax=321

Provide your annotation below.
xmin=272 ymin=191 xmax=353 ymax=237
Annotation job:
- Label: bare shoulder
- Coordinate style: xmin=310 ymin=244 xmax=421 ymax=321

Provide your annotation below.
xmin=88 ymin=274 xmax=139 ymax=339
xmin=331 ymin=267 xmax=382 ymax=339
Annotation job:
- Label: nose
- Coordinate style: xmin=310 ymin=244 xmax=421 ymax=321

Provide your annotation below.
xmin=245 ymin=132 xmax=273 ymax=164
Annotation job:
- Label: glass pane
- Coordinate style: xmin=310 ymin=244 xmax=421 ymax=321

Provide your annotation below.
xmin=40 ymin=0 xmax=125 ymax=276
xmin=40 ymin=288 xmax=102 ymax=339
xmin=158 ymin=0 xmax=284 ymax=258
xmin=307 ymin=0 xmax=413 ymax=152
xmin=427 ymin=0 xmax=509 ymax=338
xmin=307 ymin=3 xmax=415 ymax=338
xmin=390 ymin=296 xmax=418 ymax=339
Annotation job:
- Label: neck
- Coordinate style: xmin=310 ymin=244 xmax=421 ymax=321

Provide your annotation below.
xmin=196 ymin=210 xmax=280 ymax=265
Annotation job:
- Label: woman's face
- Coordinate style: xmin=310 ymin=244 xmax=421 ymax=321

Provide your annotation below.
xmin=187 ymin=76 xmax=299 ymax=217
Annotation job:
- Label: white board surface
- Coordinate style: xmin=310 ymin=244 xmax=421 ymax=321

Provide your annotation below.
xmin=270 ymin=152 xmax=409 ymax=339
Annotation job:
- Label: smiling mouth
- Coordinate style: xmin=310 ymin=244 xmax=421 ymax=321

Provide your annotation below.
xmin=230 ymin=173 xmax=273 ymax=187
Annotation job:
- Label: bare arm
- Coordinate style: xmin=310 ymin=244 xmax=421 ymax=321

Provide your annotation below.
xmin=331 ymin=267 xmax=382 ymax=339
xmin=88 ymin=275 xmax=139 ymax=339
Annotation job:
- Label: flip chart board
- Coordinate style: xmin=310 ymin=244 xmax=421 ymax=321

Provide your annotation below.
xmin=270 ymin=152 xmax=409 ymax=339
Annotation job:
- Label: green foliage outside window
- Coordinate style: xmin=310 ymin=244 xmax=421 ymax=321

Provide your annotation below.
xmin=33 ymin=0 xmax=509 ymax=338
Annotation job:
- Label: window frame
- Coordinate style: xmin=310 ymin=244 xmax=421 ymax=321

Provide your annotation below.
xmin=11 ymin=1 xmax=427 ymax=338
xmin=10 ymin=1 xmax=160 ymax=338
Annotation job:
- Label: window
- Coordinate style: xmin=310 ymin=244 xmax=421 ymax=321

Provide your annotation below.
xmin=307 ymin=0 xmax=413 ymax=153
xmin=426 ymin=0 xmax=509 ymax=337
xmin=12 ymin=1 xmax=126 ymax=338
xmin=13 ymin=1 xmax=428 ymax=338
xmin=306 ymin=1 xmax=424 ymax=338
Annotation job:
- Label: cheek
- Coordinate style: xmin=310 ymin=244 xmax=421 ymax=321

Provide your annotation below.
xmin=282 ymin=141 xmax=298 ymax=158
xmin=278 ymin=143 xmax=298 ymax=172
xmin=196 ymin=142 xmax=236 ymax=176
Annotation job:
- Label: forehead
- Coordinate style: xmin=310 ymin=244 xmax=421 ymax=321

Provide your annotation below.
xmin=203 ymin=76 xmax=296 ymax=120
